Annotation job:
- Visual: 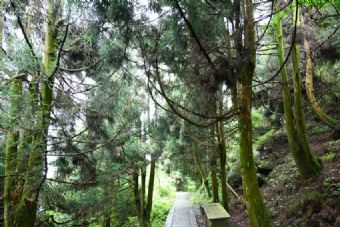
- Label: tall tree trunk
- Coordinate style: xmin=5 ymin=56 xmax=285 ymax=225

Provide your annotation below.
xmin=210 ymin=127 xmax=219 ymax=203
xmin=210 ymin=126 xmax=219 ymax=203
xmin=140 ymin=167 xmax=146 ymax=224
xmin=274 ymin=1 xmax=321 ymax=178
xmin=291 ymin=32 xmax=322 ymax=175
xmin=1 ymin=4 xmax=6 ymax=226
xmin=210 ymin=164 xmax=219 ymax=203
xmin=218 ymin=100 xmax=229 ymax=211
xmin=304 ymin=38 xmax=340 ymax=128
xmin=208 ymin=92 xmax=219 ymax=203
xmin=238 ymin=73 xmax=272 ymax=227
xmin=145 ymin=155 xmax=156 ymax=223
xmin=238 ymin=0 xmax=272 ymax=226
xmin=11 ymin=1 xmax=61 ymax=226
xmin=133 ymin=171 xmax=145 ymax=227
xmin=4 ymin=80 xmax=22 ymax=227
xmin=193 ymin=154 xmax=211 ymax=197
xmin=133 ymin=157 xmax=156 ymax=227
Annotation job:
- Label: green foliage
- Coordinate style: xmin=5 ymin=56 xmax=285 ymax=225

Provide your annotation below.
xmin=150 ymin=170 xmax=176 ymax=227
xmin=323 ymin=177 xmax=340 ymax=197
xmin=254 ymin=129 xmax=276 ymax=151
xmin=320 ymin=152 xmax=336 ymax=162
xmin=151 ymin=201 xmax=172 ymax=227
xmin=252 ymin=107 xmax=268 ymax=129
xmin=121 ymin=217 xmax=139 ymax=227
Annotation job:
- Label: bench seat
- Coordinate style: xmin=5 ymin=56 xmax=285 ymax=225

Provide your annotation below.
xmin=201 ymin=203 xmax=230 ymax=227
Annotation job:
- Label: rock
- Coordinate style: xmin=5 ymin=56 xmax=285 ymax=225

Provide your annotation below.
xmin=257 ymin=174 xmax=266 ymax=187
xmin=227 ymin=162 xmax=242 ymax=188
xmin=227 ymin=161 xmax=268 ymax=188
xmin=257 ymin=165 xmax=273 ymax=176
xmin=256 ymin=160 xmax=274 ymax=176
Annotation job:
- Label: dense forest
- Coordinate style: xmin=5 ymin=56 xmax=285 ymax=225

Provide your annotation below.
xmin=0 ymin=0 xmax=340 ymax=227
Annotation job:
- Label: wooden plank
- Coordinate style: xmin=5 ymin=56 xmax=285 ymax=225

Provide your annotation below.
xmin=202 ymin=203 xmax=231 ymax=220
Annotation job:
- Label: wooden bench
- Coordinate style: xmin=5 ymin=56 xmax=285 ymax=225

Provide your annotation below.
xmin=201 ymin=203 xmax=230 ymax=227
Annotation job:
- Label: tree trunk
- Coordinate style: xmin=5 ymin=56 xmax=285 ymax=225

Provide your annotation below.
xmin=274 ymin=1 xmax=321 ymax=178
xmin=133 ymin=171 xmax=145 ymax=227
xmin=291 ymin=36 xmax=322 ymax=176
xmin=141 ymin=167 xmax=146 ymax=223
xmin=304 ymin=38 xmax=340 ymax=128
xmin=210 ymin=165 xmax=219 ymax=203
xmin=238 ymin=0 xmax=273 ymax=226
xmin=133 ymin=159 xmax=156 ymax=227
xmin=145 ymin=155 xmax=156 ymax=223
xmin=218 ymin=100 xmax=229 ymax=211
xmin=10 ymin=1 xmax=62 ymax=226
xmin=193 ymin=154 xmax=211 ymax=197
xmin=4 ymin=80 xmax=22 ymax=227
xmin=238 ymin=73 xmax=272 ymax=227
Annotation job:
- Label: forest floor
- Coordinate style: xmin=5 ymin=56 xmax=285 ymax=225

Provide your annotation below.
xmin=227 ymin=125 xmax=340 ymax=227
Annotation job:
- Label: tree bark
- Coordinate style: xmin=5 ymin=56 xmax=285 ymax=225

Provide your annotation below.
xmin=9 ymin=1 xmax=62 ymax=226
xmin=237 ymin=0 xmax=273 ymax=226
xmin=274 ymin=1 xmax=321 ymax=178
xmin=133 ymin=171 xmax=145 ymax=227
xmin=291 ymin=36 xmax=322 ymax=176
xmin=304 ymin=38 xmax=340 ymax=128
xmin=218 ymin=100 xmax=229 ymax=211
xmin=145 ymin=155 xmax=156 ymax=223
xmin=210 ymin=164 xmax=219 ymax=203
xmin=4 ymin=80 xmax=22 ymax=227
xmin=193 ymin=154 xmax=211 ymax=197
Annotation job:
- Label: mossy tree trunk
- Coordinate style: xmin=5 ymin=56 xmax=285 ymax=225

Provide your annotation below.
xmin=133 ymin=171 xmax=144 ymax=227
xmin=4 ymin=80 xmax=22 ymax=227
xmin=210 ymin=158 xmax=219 ymax=203
xmin=5 ymin=1 xmax=62 ymax=227
xmin=145 ymin=155 xmax=156 ymax=222
xmin=193 ymin=153 xmax=211 ymax=197
xmin=291 ymin=33 xmax=322 ymax=175
xmin=238 ymin=72 xmax=272 ymax=227
xmin=274 ymin=1 xmax=321 ymax=178
xmin=133 ymin=157 xmax=157 ymax=227
xmin=304 ymin=38 xmax=340 ymax=128
xmin=218 ymin=100 xmax=229 ymax=211
xmin=237 ymin=0 xmax=273 ymax=226
xmin=209 ymin=126 xmax=219 ymax=203
xmin=207 ymin=92 xmax=220 ymax=203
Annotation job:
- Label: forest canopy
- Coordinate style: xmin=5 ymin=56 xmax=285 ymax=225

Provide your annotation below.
xmin=1 ymin=0 xmax=340 ymax=227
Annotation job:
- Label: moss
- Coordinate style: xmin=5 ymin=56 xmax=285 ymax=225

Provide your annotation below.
xmin=275 ymin=0 xmax=322 ymax=178
xmin=326 ymin=140 xmax=340 ymax=152
xmin=320 ymin=152 xmax=336 ymax=162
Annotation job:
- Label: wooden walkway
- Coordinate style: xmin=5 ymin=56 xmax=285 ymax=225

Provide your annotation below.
xmin=165 ymin=192 xmax=202 ymax=227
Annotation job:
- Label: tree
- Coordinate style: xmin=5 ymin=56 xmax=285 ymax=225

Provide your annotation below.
xmin=235 ymin=0 xmax=273 ymax=226
xmin=274 ymin=0 xmax=322 ymax=178
xmin=4 ymin=1 xmax=64 ymax=226
xmin=303 ymin=23 xmax=340 ymax=128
